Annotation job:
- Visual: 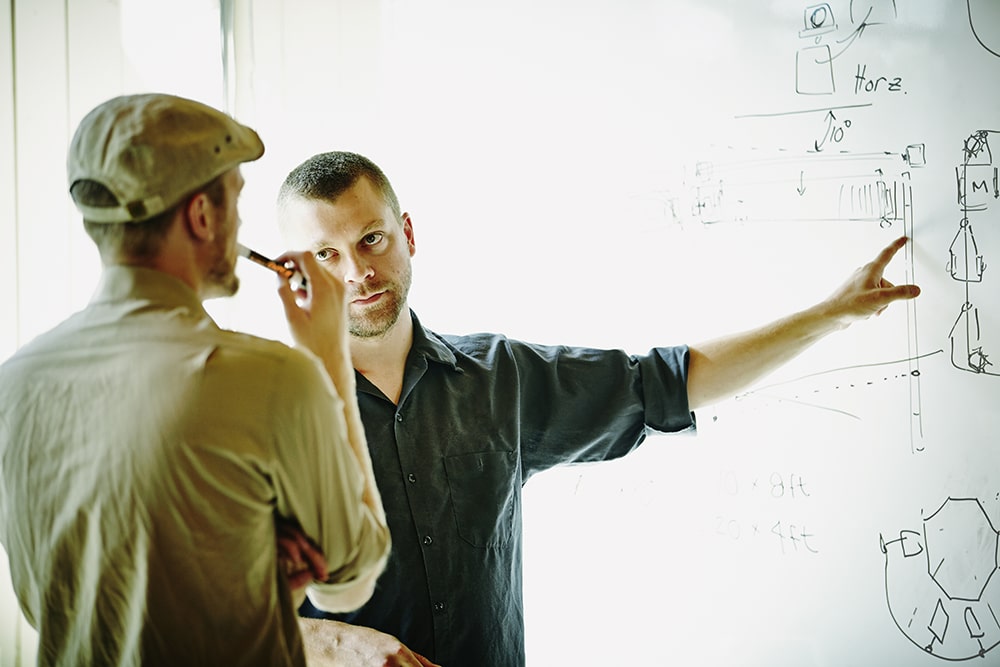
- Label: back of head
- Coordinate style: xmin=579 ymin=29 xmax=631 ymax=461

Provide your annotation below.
xmin=278 ymin=151 xmax=401 ymax=222
xmin=68 ymin=93 xmax=264 ymax=225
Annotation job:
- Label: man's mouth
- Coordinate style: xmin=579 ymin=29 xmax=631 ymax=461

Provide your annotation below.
xmin=351 ymin=291 xmax=383 ymax=306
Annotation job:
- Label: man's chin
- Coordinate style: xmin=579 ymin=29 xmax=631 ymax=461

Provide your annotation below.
xmin=349 ymin=321 xmax=392 ymax=339
xmin=349 ymin=306 xmax=402 ymax=339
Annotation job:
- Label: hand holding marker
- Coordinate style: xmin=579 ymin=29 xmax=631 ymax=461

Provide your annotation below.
xmin=236 ymin=243 xmax=308 ymax=293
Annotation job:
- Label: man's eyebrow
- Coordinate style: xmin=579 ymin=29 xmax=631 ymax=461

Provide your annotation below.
xmin=358 ymin=219 xmax=388 ymax=237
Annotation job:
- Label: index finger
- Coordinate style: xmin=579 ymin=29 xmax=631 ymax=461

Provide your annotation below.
xmin=871 ymin=236 xmax=908 ymax=270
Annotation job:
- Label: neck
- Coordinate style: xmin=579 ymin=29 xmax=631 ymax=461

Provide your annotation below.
xmin=111 ymin=226 xmax=204 ymax=298
xmin=349 ymin=307 xmax=414 ymax=402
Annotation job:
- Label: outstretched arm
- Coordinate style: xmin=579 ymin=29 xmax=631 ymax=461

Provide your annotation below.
xmin=686 ymin=236 xmax=920 ymax=410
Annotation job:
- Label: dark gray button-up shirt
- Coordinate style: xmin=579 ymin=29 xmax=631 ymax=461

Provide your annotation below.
xmin=300 ymin=311 xmax=694 ymax=666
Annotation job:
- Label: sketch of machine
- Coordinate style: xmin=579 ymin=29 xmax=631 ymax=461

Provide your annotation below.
xmin=948 ymin=130 xmax=999 ymax=377
xmin=881 ymin=497 xmax=1000 ymax=660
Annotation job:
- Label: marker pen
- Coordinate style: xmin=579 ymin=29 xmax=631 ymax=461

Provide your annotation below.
xmin=236 ymin=243 xmax=308 ymax=292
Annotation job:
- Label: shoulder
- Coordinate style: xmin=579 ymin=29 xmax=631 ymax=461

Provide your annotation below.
xmin=432 ymin=329 xmax=609 ymax=372
xmin=206 ymin=329 xmax=332 ymax=397
xmin=437 ymin=330 xmax=512 ymax=355
xmin=434 ymin=327 xmax=689 ymax=374
xmin=411 ymin=311 xmax=514 ymax=362
xmin=193 ymin=331 xmax=340 ymax=443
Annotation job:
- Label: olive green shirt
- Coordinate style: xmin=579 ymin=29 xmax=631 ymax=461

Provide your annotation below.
xmin=0 ymin=266 xmax=389 ymax=666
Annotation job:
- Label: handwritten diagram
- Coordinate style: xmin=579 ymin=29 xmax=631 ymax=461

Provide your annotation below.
xmin=948 ymin=130 xmax=1000 ymax=377
xmin=646 ymin=2 xmax=1000 ymax=665
xmin=881 ymin=497 xmax=1000 ymax=660
xmin=655 ymin=119 xmax=928 ymax=447
xmin=795 ymin=1 xmax=900 ymax=96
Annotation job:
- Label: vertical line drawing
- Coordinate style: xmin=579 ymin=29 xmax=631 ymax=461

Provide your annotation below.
xmin=900 ymin=173 xmax=924 ymax=450
xmin=948 ymin=130 xmax=999 ymax=377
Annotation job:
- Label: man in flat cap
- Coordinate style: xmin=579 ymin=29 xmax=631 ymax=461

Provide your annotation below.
xmin=0 ymin=93 xmax=390 ymax=666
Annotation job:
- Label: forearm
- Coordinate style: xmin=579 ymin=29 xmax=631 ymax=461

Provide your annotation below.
xmin=686 ymin=236 xmax=920 ymax=410
xmin=298 ymin=618 xmax=348 ymax=667
xmin=297 ymin=618 xmax=441 ymax=667
xmin=686 ymin=302 xmax=844 ymax=410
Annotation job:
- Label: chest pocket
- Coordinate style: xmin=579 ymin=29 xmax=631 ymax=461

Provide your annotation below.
xmin=443 ymin=450 xmax=518 ymax=549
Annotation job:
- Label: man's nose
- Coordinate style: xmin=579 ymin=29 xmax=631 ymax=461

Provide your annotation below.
xmin=342 ymin=251 xmax=374 ymax=283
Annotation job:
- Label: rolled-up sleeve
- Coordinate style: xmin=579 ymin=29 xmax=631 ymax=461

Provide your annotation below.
xmin=637 ymin=345 xmax=696 ymax=434
xmin=507 ymin=338 xmax=696 ymax=477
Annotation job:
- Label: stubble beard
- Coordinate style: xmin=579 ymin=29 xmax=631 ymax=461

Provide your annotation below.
xmin=348 ymin=263 xmax=412 ymax=339
xmin=204 ymin=236 xmax=240 ymax=299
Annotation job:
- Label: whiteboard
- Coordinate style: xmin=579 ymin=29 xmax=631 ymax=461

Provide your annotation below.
xmin=215 ymin=1 xmax=1000 ymax=665
xmin=506 ymin=2 xmax=1000 ymax=665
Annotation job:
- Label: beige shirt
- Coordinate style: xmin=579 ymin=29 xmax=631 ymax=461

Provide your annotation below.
xmin=0 ymin=267 xmax=390 ymax=666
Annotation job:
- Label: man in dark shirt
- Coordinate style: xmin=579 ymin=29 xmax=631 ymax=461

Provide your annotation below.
xmin=276 ymin=151 xmax=920 ymax=667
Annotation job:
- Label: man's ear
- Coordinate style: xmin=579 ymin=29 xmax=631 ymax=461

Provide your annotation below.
xmin=184 ymin=192 xmax=215 ymax=242
xmin=402 ymin=212 xmax=416 ymax=257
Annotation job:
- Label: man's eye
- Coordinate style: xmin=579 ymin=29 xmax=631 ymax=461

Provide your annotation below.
xmin=315 ymin=248 xmax=335 ymax=261
xmin=363 ymin=232 xmax=383 ymax=246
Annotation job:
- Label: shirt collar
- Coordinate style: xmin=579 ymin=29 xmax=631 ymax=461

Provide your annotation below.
xmin=409 ymin=310 xmax=460 ymax=371
xmin=91 ymin=266 xmax=211 ymax=321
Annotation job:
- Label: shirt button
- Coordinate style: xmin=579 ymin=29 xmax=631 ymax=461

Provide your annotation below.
xmin=433 ymin=601 xmax=446 ymax=613
xmin=395 ymin=413 xmax=403 ymax=422
xmin=407 ymin=473 xmax=417 ymax=483
xmin=423 ymin=535 xmax=433 ymax=546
